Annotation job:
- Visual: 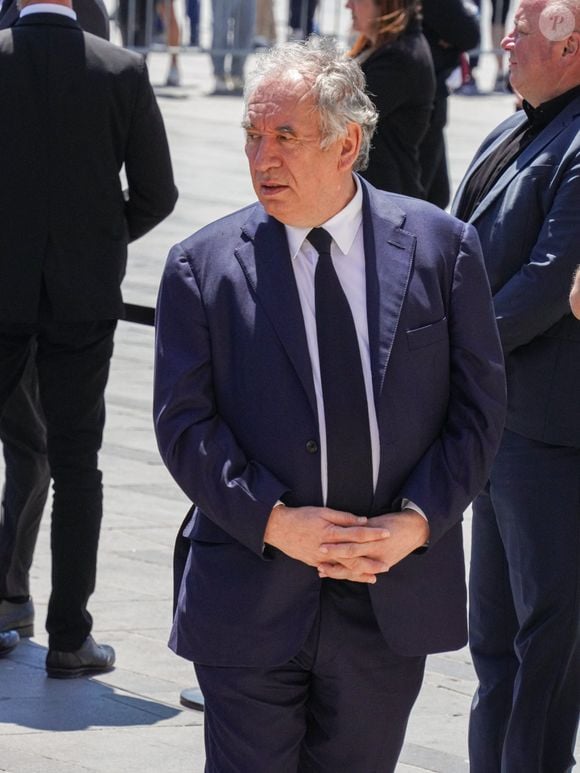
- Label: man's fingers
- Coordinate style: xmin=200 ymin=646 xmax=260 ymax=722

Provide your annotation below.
xmin=323 ymin=509 xmax=368 ymax=526
xmin=317 ymin=561 xmax=379 ymax=584
xmin=320 ymin=527 xmax=390 ymax=550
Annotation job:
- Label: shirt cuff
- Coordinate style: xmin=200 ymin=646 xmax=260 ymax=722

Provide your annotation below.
xmin=401 ymin=498 xmax=428 ymax=521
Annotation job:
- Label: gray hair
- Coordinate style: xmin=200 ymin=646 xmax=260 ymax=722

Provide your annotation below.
xmin=546 ymin=0 xmax=580 ymax=14
xmin=243 ymin=36 xmax=378 ymax=171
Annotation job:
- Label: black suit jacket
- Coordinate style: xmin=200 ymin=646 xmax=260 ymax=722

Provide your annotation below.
xmin=359 ymin=24 xmax=435 ymax=198
xmin=422 ymin=0 xmax=480 ymax=93
xmin=0 ymin=0 xmax=110 ymax=36
xmin=0 ymin=12 xmax=177 ymax=321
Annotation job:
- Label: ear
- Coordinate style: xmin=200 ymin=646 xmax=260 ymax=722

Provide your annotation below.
xmin=337 ymin=122 xmax=362 ymax=172
xmin=562 ymin=31 xmax=580 ymax=57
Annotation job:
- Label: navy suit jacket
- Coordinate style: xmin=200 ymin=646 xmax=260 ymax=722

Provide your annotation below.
xmin=452 ymin=96 xmax=580 ymax=448
xmin=154 ymin=178 xmax=506 ymax=667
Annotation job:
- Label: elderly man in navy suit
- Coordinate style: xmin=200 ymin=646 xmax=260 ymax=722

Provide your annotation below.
xmin=155 ymin=37 xmax=505 ymax=771
xmin=452 ymin=0 xmax=580 ymax=769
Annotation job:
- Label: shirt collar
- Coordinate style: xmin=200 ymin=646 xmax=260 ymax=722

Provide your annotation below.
xmin=285 ymin=175 xmax=363 ymax=261
xmin=522 ymin=85 xmax=580 ymax=131
xmin=20 ymin=3 xmax=77 ymax=19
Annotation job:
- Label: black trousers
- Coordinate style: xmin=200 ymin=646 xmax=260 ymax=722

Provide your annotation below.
xmin=195 ymin=581 xmax=426 ymax=772
xmin=0 ymin=346 xmax=50 ymax=600
xmin=0 ymin=319 xmax=116 ymax=650
xmin=469 ymin=430 xmax=580 ymax=772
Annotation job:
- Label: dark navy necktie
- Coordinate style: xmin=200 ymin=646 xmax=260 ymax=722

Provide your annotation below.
xmin=309 ymin=227 xmax=373 ymax=516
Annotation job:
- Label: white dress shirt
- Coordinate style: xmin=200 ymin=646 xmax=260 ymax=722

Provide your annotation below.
xmin=284 ymin=176 xmax=426 ymax=520
xmin=285 ymin=177 xmax=380 ymax=506
xmin=20 ymin=3 xmax=77 ymax=19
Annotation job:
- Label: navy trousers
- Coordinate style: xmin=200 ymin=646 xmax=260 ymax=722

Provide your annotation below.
xmin=195 ymin=580 xmax=426 ymax=772
xmin=469 ymin=429 xmax=580 ymax=772
xmin=0 ymin=318 xmax=116 ymax=650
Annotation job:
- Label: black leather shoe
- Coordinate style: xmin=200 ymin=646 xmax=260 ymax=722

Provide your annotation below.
xmin=0 ymin=599 xmax=34 ymax=637
xmin=0 ymin=629 xmax=20 ymax=657
xmin=46 ymin=635 xmax=116 ymax=679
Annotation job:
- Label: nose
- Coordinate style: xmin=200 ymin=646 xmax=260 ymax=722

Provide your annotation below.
xmin=345 ymin=0 xmax=353 ymax=10
xmin=249 ymin=136 xmax=281 ymax=172
xmin=501 ymin=29 xmax=515 ymax=50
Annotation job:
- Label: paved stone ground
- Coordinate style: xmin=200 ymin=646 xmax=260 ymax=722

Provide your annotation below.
xmin=1 ymin=49 xmax=574 ymax=773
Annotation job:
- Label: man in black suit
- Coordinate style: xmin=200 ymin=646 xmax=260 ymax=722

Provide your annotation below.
xmin=0 ymin=0 xmax=112 ymax=657
xmin=0 ymin=0 xmax=177 ymax=677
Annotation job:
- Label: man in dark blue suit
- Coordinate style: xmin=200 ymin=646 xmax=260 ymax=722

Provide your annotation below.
xmin=453 ymin=0 xmax=580 ymax=768
xmin=155 ymin=37 xmax=506 ymax=771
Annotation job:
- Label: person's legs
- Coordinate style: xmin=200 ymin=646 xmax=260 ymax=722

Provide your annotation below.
xmin=468 ymin=483 xmax=518 ymax=772
xmin=211 ymin=0 xmax=232 ymax=86
xmin=498 ymin=432 xmax=579 ymax=772
xmin=491 ymin=0 xmax=511 ymax=86
xmin=288 ymin=0 xmax=317 ymax=37
xmin=196 ymin=660 xmax=308 ymax=772
xmin=230 ymin=0 xmax=256 ymax=84
xmin=196 ymin=581 xmax=425 ymax=773
xmin=254 ymin=0 xmax=276 ymax=45
xmin=0 ymin=330 xmax=46 ymax=637
xmin=470 ymin=430 xmax=580 ymax=772
xmin=0 ymin=346 xmax=50 ymax=613
xmin=35 ymin=319 xmax=116 ymax=651
xmin=117 ymin=0 xmax=150 ymax=48
xmin=301 ymin=581 xmax=425 ymax=772
xmin=156 ymin=0 xmax=181 ymax=85
xmin=187 ymin=0 xmax=200 ymax=44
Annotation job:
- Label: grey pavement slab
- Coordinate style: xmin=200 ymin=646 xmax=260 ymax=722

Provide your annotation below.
xmin=1 ymin=48 xmax=573 ymax=773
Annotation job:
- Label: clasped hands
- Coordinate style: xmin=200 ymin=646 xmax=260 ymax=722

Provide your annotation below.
xmin=264 ymin=504 xmax=430 ymax=584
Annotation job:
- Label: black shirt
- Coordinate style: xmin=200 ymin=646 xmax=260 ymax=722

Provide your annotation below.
xmin=456 ymin=86 xmax=580 ymax=222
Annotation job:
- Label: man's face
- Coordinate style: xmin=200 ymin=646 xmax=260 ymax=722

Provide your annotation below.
xmin=244 ymin=75 xmax=357 ymax=227
xmin=502 ymin=0 xmax=569 ymax=105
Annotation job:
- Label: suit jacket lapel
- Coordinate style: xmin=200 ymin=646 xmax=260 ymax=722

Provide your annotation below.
xmin=234 ymin=186 xmax=416 ymax=419
xmin=456 ymin=98 xmax=580 ymax=224
xmin=235 ymin=207 xmax=318 ymax=416
xmin=451 ymin=111 xmax=528 ymax=218
xmin=0 ymin=0 xmax=17 ymax=28
xmin=360 ymin=179 xmax=415 ymax=404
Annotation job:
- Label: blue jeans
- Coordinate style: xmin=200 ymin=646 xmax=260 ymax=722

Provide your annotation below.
xmin=211 ymin=0 xmax=256 ymax=79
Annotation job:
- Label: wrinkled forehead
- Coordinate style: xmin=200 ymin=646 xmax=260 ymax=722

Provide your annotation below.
xmin=515 ymin=0 xmax=548 ymax=25
xmin=245 ymin=73 xmax=320 ymax=128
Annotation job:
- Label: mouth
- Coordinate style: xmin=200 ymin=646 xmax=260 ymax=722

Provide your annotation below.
xmin=258 ymin=182 xmax=288 ymax=196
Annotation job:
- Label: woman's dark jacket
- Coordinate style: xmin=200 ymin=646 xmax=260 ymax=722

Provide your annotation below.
xmin=359 ymin=21 xmax=436 ymax=198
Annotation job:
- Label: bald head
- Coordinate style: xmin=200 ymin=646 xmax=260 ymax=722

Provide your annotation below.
xmin=503 ymin=0 xmax=580 ymax=104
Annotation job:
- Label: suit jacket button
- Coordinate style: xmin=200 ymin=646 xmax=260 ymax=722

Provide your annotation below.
xmin=306 ymin=440 xmax=318 ymax=454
